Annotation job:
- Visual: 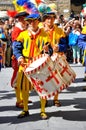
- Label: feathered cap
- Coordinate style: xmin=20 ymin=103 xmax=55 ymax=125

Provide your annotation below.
xmin=7 ymin=0 xmax=44 ymax=18
xmin=7 ymin=10 xmax=18 ymax=17
xmin=38 ymin=3 xmax=56 ymax=21
xmin=12 ymin=0 xmax=44 ymax=14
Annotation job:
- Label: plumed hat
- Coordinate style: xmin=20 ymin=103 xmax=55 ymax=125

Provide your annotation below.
xmin=38 ymin=3 xmax=56 ymax=21
xmin=38 ymin=3 xmax=51 ymax=14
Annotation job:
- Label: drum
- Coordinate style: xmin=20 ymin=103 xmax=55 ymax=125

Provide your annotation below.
xmin=24 ymin=54 xmax=65 ymax=99
xmin=51 ymin=53 xmax=76 ymax=87
xmin=61 ymin=54 xmax=76 ymax=78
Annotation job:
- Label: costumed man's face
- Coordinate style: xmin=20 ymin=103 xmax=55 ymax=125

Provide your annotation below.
xmin=44 ymin=16 xmax=55 ymax=27
xmin=18 ymin=16 xmax=27 ymax=29
xmin=28 ymin=19 xmax=39 ymax=31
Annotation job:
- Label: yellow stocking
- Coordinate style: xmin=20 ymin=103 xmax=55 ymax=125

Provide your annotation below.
xmin=82 ymin=50 xmax=86 ymax=65
xmin=54 ymin=92 xmax=59 ymax=101
xmin=15 ymin=88 xmax=22 ymax=103
xmin=20 ymin=91 xmax=23 ymax=100
xmin=22 ymin=74 xmax=30 ymax=111
xmin=15 ymin=68 xmax=23 ymax=103
xmin=22 ymin=90 xmax=29 ymax=111
xmin=40 ymin=98 xmax=46 ymax=113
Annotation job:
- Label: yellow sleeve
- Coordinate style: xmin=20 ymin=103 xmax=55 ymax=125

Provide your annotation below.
xmin=82 ymin=26 xmax=86 ymax=34
xmin=17 ymin=32 xmax=24 ymax=42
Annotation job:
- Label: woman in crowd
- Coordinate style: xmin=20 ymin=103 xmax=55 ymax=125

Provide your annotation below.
xmin=68 ymin=22 xmax=82 ymax=64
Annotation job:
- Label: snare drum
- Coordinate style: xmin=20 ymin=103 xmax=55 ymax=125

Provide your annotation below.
xmin=51 ymin=53 xmax=76 ymax=86
xmin=61 ymin=54 xmax=76 ymax=78
xmin=24 ymin=54 xmax=65 ymax=99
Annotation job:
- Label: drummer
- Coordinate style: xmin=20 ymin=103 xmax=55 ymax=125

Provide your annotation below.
xmin=42 ymin=11 xmax=67 ymax=107
xmin=13 ymin=13 xmax=53 ymax=119
xmin=11 ymin=11 xmax=29 ymax=109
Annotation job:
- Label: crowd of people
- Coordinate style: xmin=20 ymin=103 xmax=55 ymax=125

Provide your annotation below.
xmin=0 ymin=6 xmax=86 ymax=119
xmin=0 ymin=17 xmax=14 ymax=69
xmin=0 ymin=13 xmax=86 ymax=69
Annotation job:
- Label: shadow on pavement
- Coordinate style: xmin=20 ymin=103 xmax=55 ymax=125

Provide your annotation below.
xmin=0 ymin=97 xmax=86 ymax=124
xmin=48 ymin=109 xmax=86 ymax=121
xmin=0 ymin=100 xmax=40 ymax=112
xmin=73 ymin=78 xmax=84 ymax=83
xmin=0 ymin=92 xmax=15 ymax=100
xmin=62 ymin=86 xmax=86 ymax=94
xmin=0 ymin=109 xmax=86 ymax=124
xmin=0 ymin=113 xmax=40 ymax=124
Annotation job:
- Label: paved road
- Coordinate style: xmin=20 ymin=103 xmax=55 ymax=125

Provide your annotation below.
xmin=0 ymin=64 xmax=86 ymax=130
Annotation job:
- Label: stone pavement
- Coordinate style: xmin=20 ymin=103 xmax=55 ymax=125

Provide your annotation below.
xmin=0 ymin=64 xmax=86 ymax=130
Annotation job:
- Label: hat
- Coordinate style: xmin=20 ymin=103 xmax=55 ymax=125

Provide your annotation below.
xmin=14 ymin=11 xmax=29 ymax=18
xmin=48 ymin=3 xmax=57 ymax=11
xmin=38 ymin=3 xmax=51 ymax=14
xmin=42 ymin=12 xmax=56 ymax=21
xmin=25 ymin=13 xmax=41 ymax=21
xmin=43 ymin=12 xmax=56 ymax=17
xmin=7 ymin=10 xmax=18 ymax=18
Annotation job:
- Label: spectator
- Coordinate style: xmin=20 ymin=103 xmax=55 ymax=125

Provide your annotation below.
xmin=0 ymin=20 xmax=7 ymax=68
xmin=4 ymin=24 xmax=12 ymax=67
xmin=68 ymin=23 xmax=82 ymax=64
xmin=78 ymin=19 xmax=86 ymax=78
xmin=70 ymin=10 xmax=75 ymax=19
xmin=78 ymin=18 xmax=86 ymax=86
xmin=0 ymin=41 xmax=3 ymax=71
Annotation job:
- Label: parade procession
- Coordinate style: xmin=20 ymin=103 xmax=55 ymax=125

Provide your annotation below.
xmin=8 ymin=0 xmax=76 ymax=119
xmin=0 ymin=0 xmax=86 ymax=121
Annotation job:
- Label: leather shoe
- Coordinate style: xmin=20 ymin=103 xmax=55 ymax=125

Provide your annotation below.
xmin=17 ymin=111 xmax=29 ymax=118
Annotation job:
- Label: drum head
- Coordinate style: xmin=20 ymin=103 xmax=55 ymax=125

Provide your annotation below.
xmin=25 ymin=54 xmax=49 ymax=73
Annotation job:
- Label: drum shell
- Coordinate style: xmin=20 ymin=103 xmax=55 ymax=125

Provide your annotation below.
xmin=51 ymin=53 xmax=76 ymax=86
xmin=24 ymin=54 xmax=65 ymax=99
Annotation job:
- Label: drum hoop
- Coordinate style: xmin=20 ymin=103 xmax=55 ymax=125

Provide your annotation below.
xmin=24 ymin=54 xmax=50 ymax=75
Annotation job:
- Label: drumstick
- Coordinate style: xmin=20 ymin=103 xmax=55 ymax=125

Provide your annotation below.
xmin=21 ymin=63 xmax=28 ymax=65
xmin=41 ymin=43 xmax=50 ymax=54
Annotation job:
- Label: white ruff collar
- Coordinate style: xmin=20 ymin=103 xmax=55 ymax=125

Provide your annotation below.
xmin=28 ymin=28 xmax=40 ymax=36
